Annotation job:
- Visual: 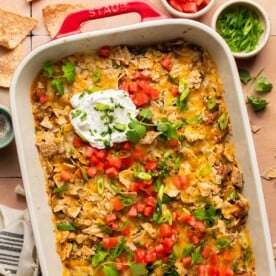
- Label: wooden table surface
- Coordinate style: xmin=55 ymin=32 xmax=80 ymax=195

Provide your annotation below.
xmin=0 ymin=0 xmax=275 ymax=252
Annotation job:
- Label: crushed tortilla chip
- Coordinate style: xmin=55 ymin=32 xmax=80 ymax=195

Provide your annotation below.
xmin=0 ymin=9 xmax=37 ymax=49
xmin=0 ymin=45 xmax=25 ymax=88
xmin=250 ymin=122 xmax=261 ymax=133
xmin=262 ymin=166 xmax=276 ymax=180
xmin=43 ymin=4 xmax=86 ymax=38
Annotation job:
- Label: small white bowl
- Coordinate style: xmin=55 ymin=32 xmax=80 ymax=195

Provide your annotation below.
xmin=0 ymin=105 xmax=14 ymax=149
xmin=161 ymin=0 xmax=216 ymax=19
xmin=211 ymin=0 xmax=270 ymax=59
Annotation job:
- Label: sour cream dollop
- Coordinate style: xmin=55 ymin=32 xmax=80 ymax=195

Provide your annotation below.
xmin=69 ymin=89 xmax=138 ymax=149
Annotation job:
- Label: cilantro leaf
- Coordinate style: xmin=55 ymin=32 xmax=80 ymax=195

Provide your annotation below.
xmin=56 ymin=222 xmax=78 ymax=231
xmin=52 ymin=184 xmax=68 ymax=194
xmin=156 ymin=119 xmax=177 ymax=140
xmin=247 ymin=95 xmax=269 ymax=111
xmin=191 ymin=246 xmax=203 ymax=264
xmin=90 ymin=244 xmax=108 ymax=267
xmin=194 ymin=205 xmax=216 ymax=227
xmin=51 ymin=79 xmax=64 ymax=96
xmin=62 ymin=61 xmax=75 ymax=84
xmin=102 ymin=265 xmax=119 ymax=276
xmin=43 ymin=62 xmax=55 ymax=78
xmin=254 ymin=76 xmax=273 ymax=93
xmin=109 ymin=238 xmax=126 ymax=261
xmin=130 ymin=263 xmax=148 ymax=276
xmin=139 ymin=108 xmax=153 ymax=120
xmin=126 ymin=120 xmax=146 ymax=143
xmin=238 ymin=68 xmax=252 ymax=84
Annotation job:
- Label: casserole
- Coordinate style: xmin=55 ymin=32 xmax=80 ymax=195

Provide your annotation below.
xmin=9 ymin=1 xmax=275 ymax=275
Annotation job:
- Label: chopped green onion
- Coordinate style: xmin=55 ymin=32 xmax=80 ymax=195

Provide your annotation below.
xmin=216 ymin=6 xmax=264 ymax=53
xmin=96 ymin=176 xmax=105 ymax=195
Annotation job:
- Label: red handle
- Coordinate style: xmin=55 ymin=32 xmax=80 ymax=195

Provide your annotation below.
xmin=54 ymin=0 xmax=167 ymax=39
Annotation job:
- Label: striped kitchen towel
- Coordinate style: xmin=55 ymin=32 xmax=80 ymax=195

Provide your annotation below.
xmin=0 ymin=205 xmax=39 ymax=276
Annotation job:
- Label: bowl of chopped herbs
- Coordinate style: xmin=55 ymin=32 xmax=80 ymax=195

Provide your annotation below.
xmin=211 ymin=0 xmax=270 ymax=58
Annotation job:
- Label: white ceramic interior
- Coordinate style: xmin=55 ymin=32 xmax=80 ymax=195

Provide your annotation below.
xmin=211 ymin=0 xmax=270 ymax=59
xmin=9 ymin=19 xmax=275 ymax=275
xmin=160 ymin=0 xmax=216 ymax=19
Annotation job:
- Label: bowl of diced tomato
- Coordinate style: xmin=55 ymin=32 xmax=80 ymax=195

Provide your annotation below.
xmin=161 ymin=0 xmax=215 ymax=19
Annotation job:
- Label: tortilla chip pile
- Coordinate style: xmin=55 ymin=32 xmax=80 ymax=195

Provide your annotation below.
xmin=0 ymin=9 xmax=37 ymax=88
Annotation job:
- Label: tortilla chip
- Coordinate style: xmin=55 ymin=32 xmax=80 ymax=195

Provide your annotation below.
xmin=250 ymin=122 xmax=261 ymax=133
xmin=0 ymin=9 xmax=37 ymax=49
xmin=262 ymin=166 xmax=276 ymax=180
xmin=0 ymin=45 xmax=25 ymax=88
xmin=43 ymin=4 xmax=86 ymax=38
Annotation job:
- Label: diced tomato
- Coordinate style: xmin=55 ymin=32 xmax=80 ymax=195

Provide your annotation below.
xmin=106 ymin=154 xmax=122 ymax=170
xmin=145 ymin=160 xmax=158 ymax=171
xmin=223 ymin=251 xmax=232 ymax=262
xmin=182 ymin=256 xmax=192 ymax=267
xmin=172 ymin=211 xmax=179 ymax=222
xmin=96 ymin=162 xmax=105 ymax=171
xmin=182 ymin=2 xmax=198 ymax=13
xmin=72 ymin=135 xmax=85 ymax=147
xmin=129 ymin=182 xmax=140 ymax=192
xmin=132 ymin=148 xmax=144 ymax=161
xmin=139 ymin=184 xmax=154 ymax=195
xmin=145 ymin=248 xmax=157 ymax=263
xmin=99 ymin=45 xmax=111 ymax=57
xmin=121 ymin=141 xmax=132 ymax=151
xmin=112 ymin=197 xmax=124 ymax=210
xmin=198 ymin=264 xmax=207 ymax=276
xmin=134 ymin=70 xmax=151 ymax=80
xmin=86 ymin=167 xmax=97 ymax=178
xmin=128 ymin=205 xmax=138 ymax=217
xmin=136 ymin=202 xmax=146 ymax=213
xmin=111 ymin=222 xmax=118 ymax=231
xmin=190 ymin=234 xmax=200 ymax=245
xmin=169 ymin=0 xmax=183 ymax=11
xmin=210 ymin=252 xmax=218 ymax=265
xmin=143 ymin=206 xmax=154 ymax=217
xmin=144 ymin=196 xmax=157 ymax=207
xmin=217 ymin=266 xmax=234 ymax=276
xmin=85 ymin=146 xmax=94 ymax=157
xmin=115 ymin=257 xmax=128 ymax=271
xmin=95 ymin=149 xmax=108 ymax=160
xmin=208 ymin=265 xmax=218 ymax=276
xmin=129 ymin=81 xmax=138 ymax=93
xmin=162 ymin=237 xmax=175 ymax=250
xmin=154 ymin=243 xmax=166 ymax=255
xmin=167 ymin=138 xmax=180 ymax=147
xmin=174 ymin=174 xmax=189 ymax=190
xmin=60 ymin=170 xmax=70 ymax=181
xmin=39 ymin=94 xmax=48 ymax=104
xmin=161 ymin=56 xmax=173 ymax=71
xmin=201 ymin=245 xmax=211 ymax=258
xmin=103 ymin=236 xmax=118 ymax=247
xmin=134 ymin=248 xmax=147 ymax=264
xmin=119 ymin=81 xmax=129 ymax=92
xmin=105 ymin=167 xmax=119 ymax=177
xmin=159 ymin=223 xmax=172 ymax=238
xmin=169 ymin=85 xmax=179 ymax=97
xmin=102 ymin=237 xmax=119 ymax=249
xmin=133 ymin=92 xmax=150 ymax=107
xmin=104 ymin=212 xmax=117 ymax=224
xmin=120 ymin=225 xmax=131 ymax=236
xmin=145 ymin=87 xmax=160 ymax=100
